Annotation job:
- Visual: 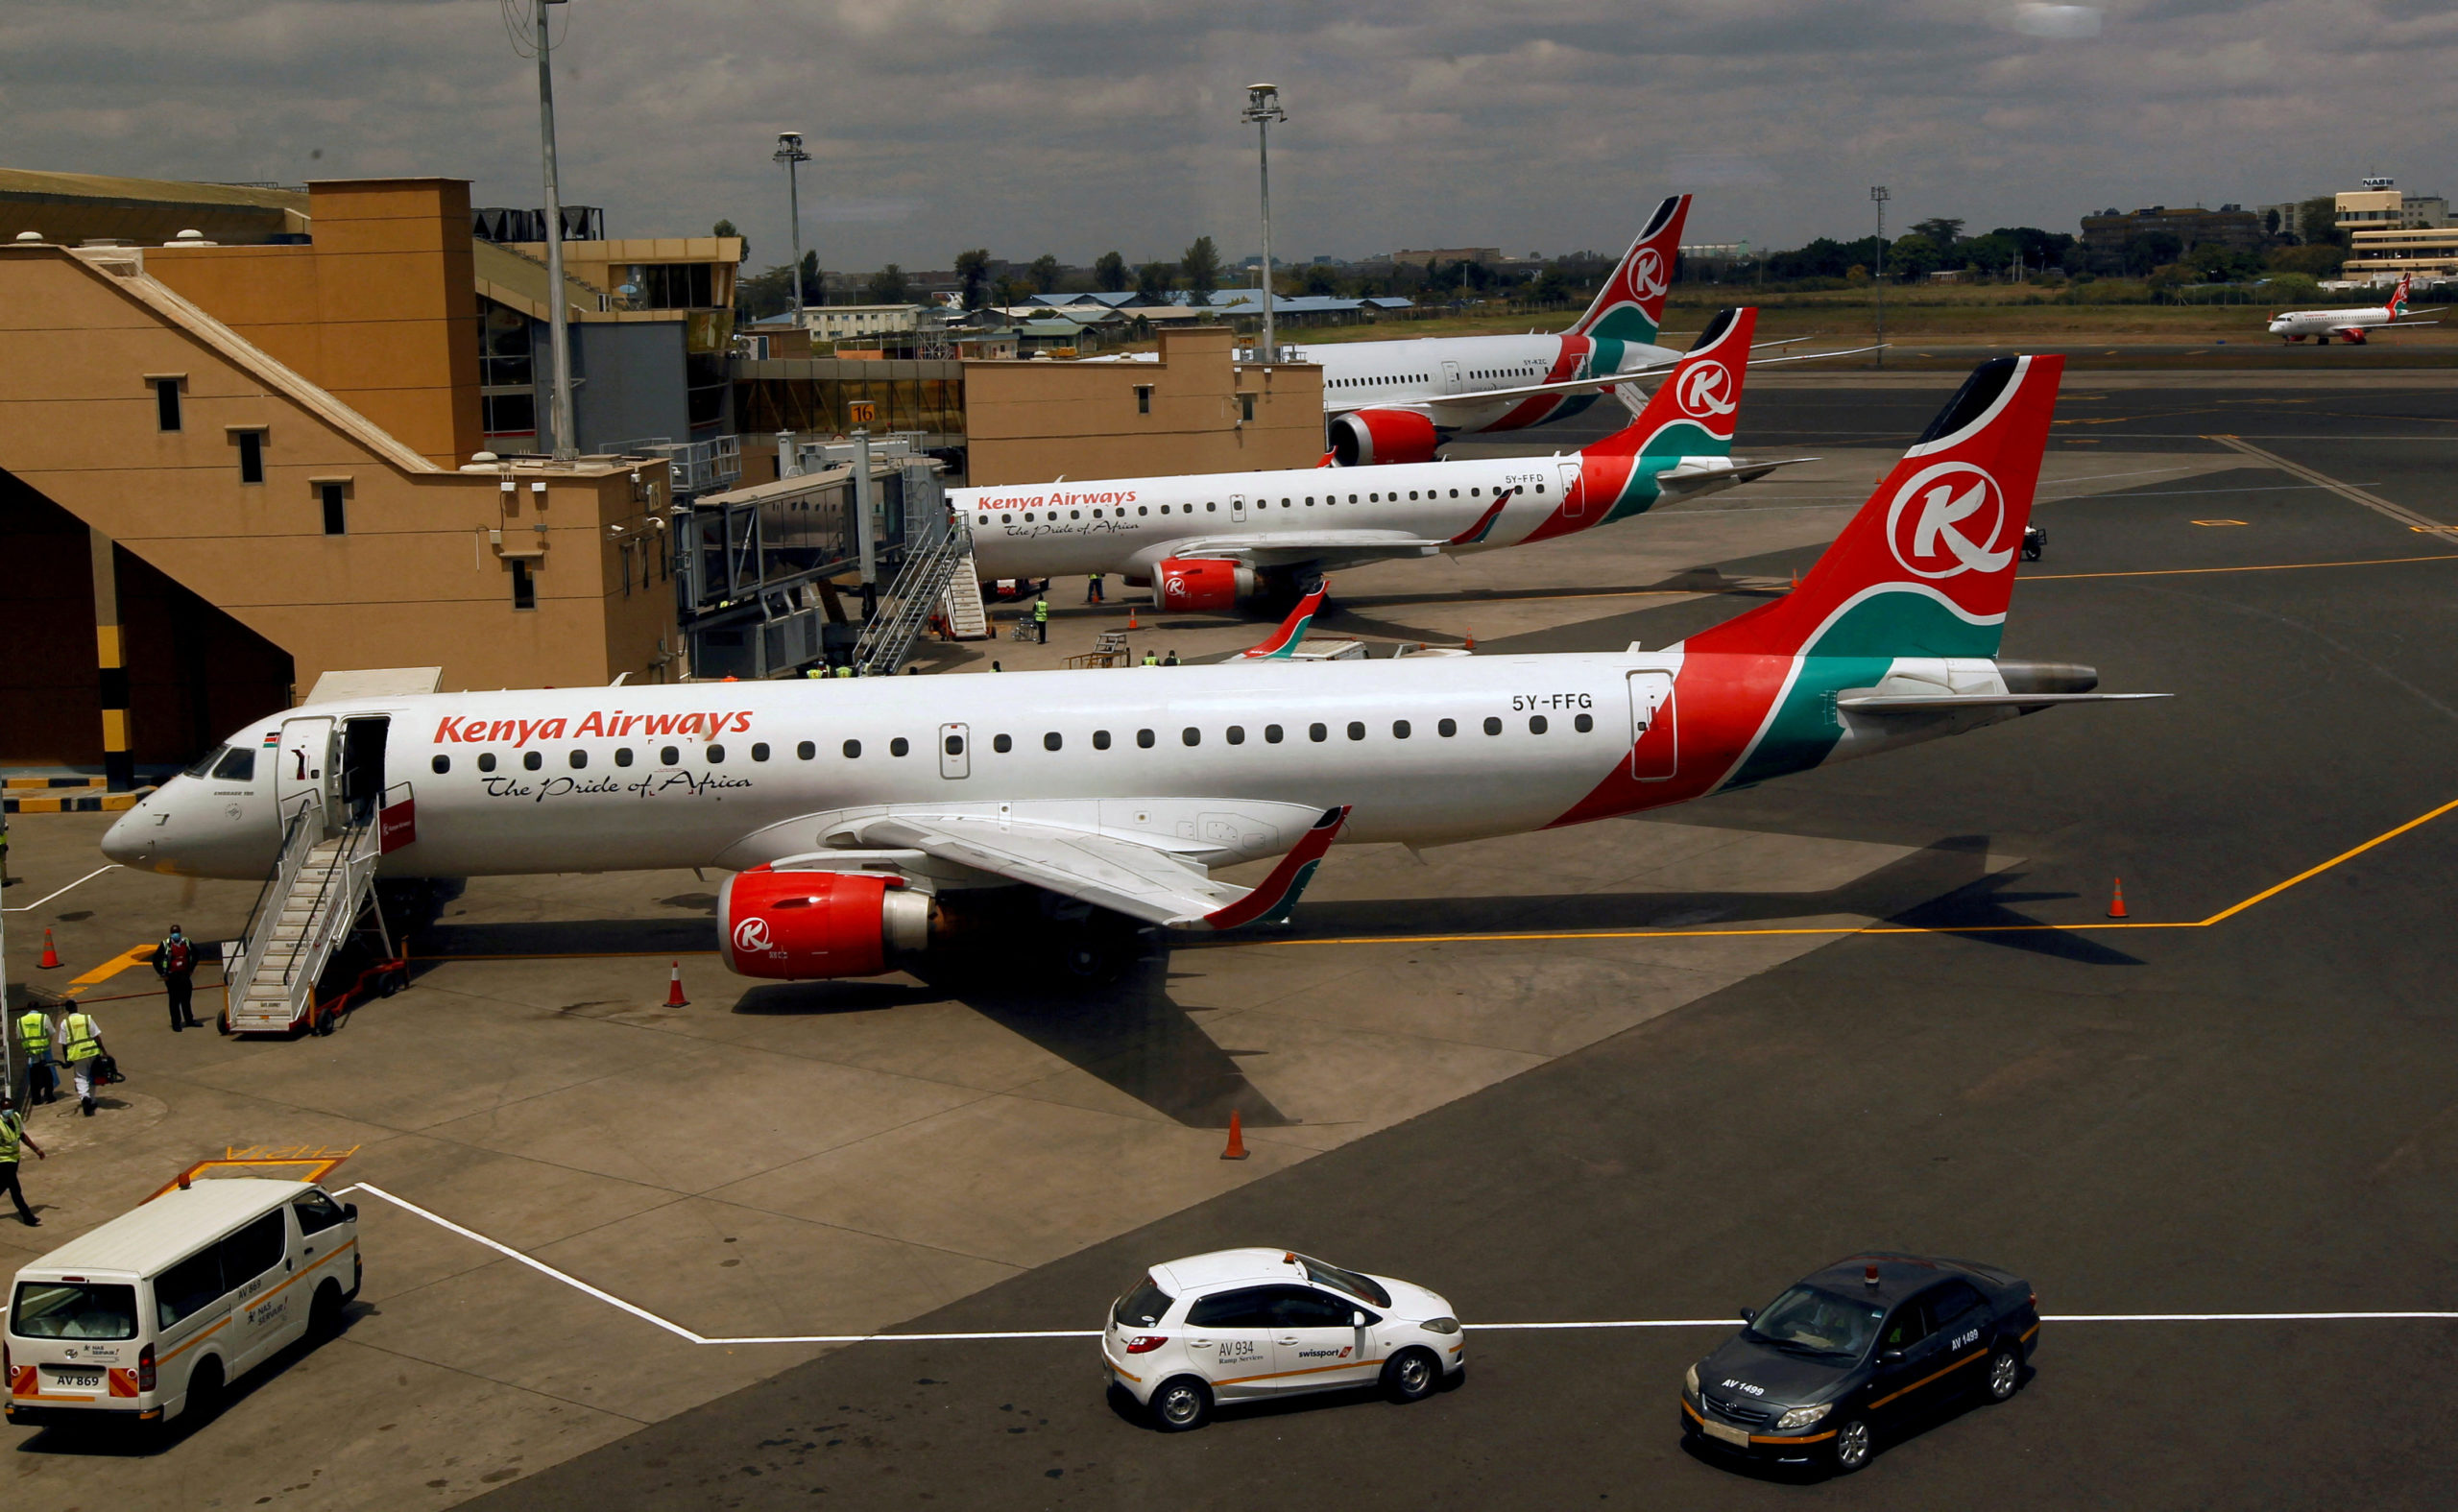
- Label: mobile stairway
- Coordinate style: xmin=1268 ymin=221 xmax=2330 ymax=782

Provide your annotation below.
xmin=225 ymin=795 xmax=397 ymax=1035
xmin=852 ymin=514 xmax=977 ymax=676
xmin=940 ymin=554 xmax=991 ymax=640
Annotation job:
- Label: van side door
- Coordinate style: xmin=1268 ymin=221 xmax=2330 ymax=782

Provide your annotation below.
xmin=292 ymin=1189 xmax=356 ymax=1299
xmin=218 ymin=1211 xmax=294 ymax=1373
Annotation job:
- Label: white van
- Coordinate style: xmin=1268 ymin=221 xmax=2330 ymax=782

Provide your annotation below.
xmin=5 ymin=1177 xmax=361 ymax=1430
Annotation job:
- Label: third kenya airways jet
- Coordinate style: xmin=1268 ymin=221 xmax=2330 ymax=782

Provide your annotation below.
xmin=2267 ymin=272 xmax=2441 ymax=344
xmin=104 ymin=355 xmax=2160 ymax=984
xmin=1299 ymin=195 xmax=1694 ymax=464
xmin=959 ymin=307 xmax=1811 ymax=610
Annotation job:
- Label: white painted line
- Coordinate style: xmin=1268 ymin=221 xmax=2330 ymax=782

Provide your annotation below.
xmin=341 ymin=1184 xmax=2458 ymax=1347
xmin=2 ymin=865 xmax=122 ymax=914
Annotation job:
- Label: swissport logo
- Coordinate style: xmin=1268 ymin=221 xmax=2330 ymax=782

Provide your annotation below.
xmin=1885 ymin=462 xmax=2014 ymax=580
xmin=1629 ymin=247 xmax=1668 ymax=301
xmin=732 ymin=917 xmax=774 ymax=954
xmin=1675 ymin=362 xmax=1737 ymax=419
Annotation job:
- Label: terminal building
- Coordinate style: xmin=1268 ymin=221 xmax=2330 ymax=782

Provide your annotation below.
xmin=2337 ymin=177 xmax=2458 ymax=281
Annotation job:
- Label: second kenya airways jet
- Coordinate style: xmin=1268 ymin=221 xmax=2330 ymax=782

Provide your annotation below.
xmin=105 ymin=354 xmax=2159 ymax=983
xmin=959 ymin=307 xmax=1810 ymax=610
xmin=1295 ymin=194 xmax=1694 ymax=464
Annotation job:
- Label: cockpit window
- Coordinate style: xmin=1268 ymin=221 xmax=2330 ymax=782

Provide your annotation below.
xmin=209 ymin=748 xmax=256 ymax=782
xmin=182 ymin=745 xmax=229 ymax=780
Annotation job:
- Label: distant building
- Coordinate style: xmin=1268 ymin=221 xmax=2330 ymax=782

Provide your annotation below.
xmin=2336 ymin=177 xmax=2450 ymax=232
xmin=1387 ymin=247 xmax=1505 ymax=269
xmin=2078 ymin=204 xmax=2265 ymax=273
xmin=790 ymin=304 xmax=922 ymax=342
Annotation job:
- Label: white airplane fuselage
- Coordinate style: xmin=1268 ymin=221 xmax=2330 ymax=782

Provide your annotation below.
xmin=2267 ymin=304 xmax=2397 ymax=340
xmin=1294 ymin=331 xmax=1680 ymax=435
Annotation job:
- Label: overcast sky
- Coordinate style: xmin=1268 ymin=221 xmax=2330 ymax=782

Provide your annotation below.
xmin=4 ymin=1 xmax=2448 ymax=273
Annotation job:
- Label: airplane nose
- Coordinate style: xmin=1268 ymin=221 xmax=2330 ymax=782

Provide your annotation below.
xmin=100 ymin=803 xmax=154 ymax=865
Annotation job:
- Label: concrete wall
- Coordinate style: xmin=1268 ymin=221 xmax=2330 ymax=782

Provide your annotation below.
xmin=147 ymin=179 xmax=484 ymax=468
xmin=567 ymin=319 xmax=693 ymax=453
xmin=0 ymin=246 xmax=680 ymax=765
xmin=962 ymin=326 xmax=1323 ymax=485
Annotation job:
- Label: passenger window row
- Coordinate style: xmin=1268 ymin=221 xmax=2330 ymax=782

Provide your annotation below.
xmin=977 ymin=485 xmax=1506 ymax=526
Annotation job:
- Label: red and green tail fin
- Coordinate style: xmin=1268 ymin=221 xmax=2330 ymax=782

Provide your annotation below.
xmin=1241 ymin=580 xmax=1328 ymax=660
xmin=1694 ymin=353 xmax=2065 ymax=662
xmin=1568 ymin=194 xmax=1691 ymax=345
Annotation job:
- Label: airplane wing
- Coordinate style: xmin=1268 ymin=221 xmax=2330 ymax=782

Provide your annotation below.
xmin=1835 ymin=692 xmax=2171 ymax=712
xmin=1651 ymin=455 xmax=1821 ymax=505
xmin=840 ymin=806 xmax=1350 ymax=928
xmin=2375 ymin=320 xmax=2441 ymax=328
xmin=1391 ymin=344 xmax=1887 ymax=414
xmin=1158 ymin=530 xmax=1450 ymax=570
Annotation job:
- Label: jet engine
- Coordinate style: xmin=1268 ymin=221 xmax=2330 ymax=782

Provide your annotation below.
xmin=717 ymin=867 xmax=930 ymax=980
xmin=1157 ymin=557 xmax=1259 ymax=612
xmin=1328 ymin=408 xmax=1441 ymax=467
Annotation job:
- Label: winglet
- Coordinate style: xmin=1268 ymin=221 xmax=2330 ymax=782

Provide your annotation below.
xmin=1202 ymin=806 xmax=1349 ymax=929
xmin=1241 ymin=580 xmax=1330 ymax=660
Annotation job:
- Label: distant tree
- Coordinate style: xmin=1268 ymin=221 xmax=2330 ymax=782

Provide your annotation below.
xmin=1300 ymin=263 xmax=1341 ymax=297
xmin=1987 ymin=227 xmax=2075 ymax=270
xmin=1027 ymin=254 xmax=1063 ymax=294
xmin=1530 ymin=265 xmax=1572 ymax=304
xmin=2121 ymin=231 xmax=2183 ymax=276
xmin=799 ymin=250 xmax=823 ymax=305
xmin=1180 ymin=235 xmax=1223 ymax=304
xmin=2187 ymin=242 xmax=2261 ymax=282
xmin=735 ymin=263 xmax=795 ymax=320
xmin=2262 ymin=271 xmax=2323 ymax=300
xmin=1094 ymin=251 xmax=1129 ymax=292
xmin=866 ymin=264 xmax=908 ymax=303
xmin=2269 ymin=242 xmax=2348 ymax=278
xmin=2297 ymin=197 xmax=2347 ymax=249
xmin=954 ymin=248 xmax=992 ymax=310
xmin=1964 ymin=233 xmax=2019 ymax=276
xmin=993 ymin=275 xmax=1034 ymax=308
xmin=1887 ymin=233 xmax=1944 ymax=280
xmin=1135 ymin=260 xmax=1175 ymax=301
xmin=2262 ymin=207 xmax=2282 ymax=239
xmin=1909 ymin=217 xmax=1965 ymax=249
xmin=712 ymin=219 xmax=745 ymax=260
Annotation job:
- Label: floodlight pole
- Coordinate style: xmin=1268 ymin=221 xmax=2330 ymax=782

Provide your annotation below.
xmin=1242 ymin=84 xmax=1287 ymax=365
xmin=775 ymin=132 xmax=812 ymax=328
xmin=1870 ymin=185 xmax=1890 ymax=372
xmin=535 ymin=0 xmax=578 ymax=459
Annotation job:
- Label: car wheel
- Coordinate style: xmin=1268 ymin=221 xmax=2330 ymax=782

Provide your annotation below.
xmin=1383 ymin=1347 xmax=1440 ymax=1404
xmin=184 ymin=1359 xmax=225 ymax=1427
xmin=1830 ymin=1417 xmax=1872 ymax=1474
xmin=1149 ymin=1376 xmax=1212 ymax=1432
xmin=1984 ymin=1343 xmax=2021 ymax=1403
xmin=310 ymin=1281 xmax=345 ymax=1342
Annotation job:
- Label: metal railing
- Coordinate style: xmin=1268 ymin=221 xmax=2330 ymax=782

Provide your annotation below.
xmin=228 ymin=796 xmax=324 ymax=1015
xmin=607 ymin=435 xmax=741 ymax=495
xmin=851 ymin=509 xmax=972 ymax=676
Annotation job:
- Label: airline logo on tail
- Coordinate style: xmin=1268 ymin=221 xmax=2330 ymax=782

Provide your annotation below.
xmin=1886 ymin=463 xmax=2012 ymax=581
xmin=1675 ymin=359 xmax=1738 ymax=420
xmin=1241 ymin=580 xmax=1329 ymax=659
xmin=2390 ymin=274 xmax=2412 ymax=315
xmin=1571 ymin=194 xmax=1692 ymax=345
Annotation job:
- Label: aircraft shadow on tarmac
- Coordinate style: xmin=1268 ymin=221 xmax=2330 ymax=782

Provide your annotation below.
xmin=1177 ymin=833 xmax=2146 ymax=969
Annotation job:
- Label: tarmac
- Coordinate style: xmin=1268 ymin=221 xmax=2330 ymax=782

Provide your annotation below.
xmin=2 ymin=374 xmax=2452 ymax=1509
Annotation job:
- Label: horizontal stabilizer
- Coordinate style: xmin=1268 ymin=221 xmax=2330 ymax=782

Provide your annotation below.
xmin=1835 ymin=691 xmax=2172 ymax=712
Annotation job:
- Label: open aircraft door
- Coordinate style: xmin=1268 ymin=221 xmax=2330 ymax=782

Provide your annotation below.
xmin=1627 ymin=671 xmax=1676 ymax=780
xmin=275 ymin=716 xmax=336 ymax=828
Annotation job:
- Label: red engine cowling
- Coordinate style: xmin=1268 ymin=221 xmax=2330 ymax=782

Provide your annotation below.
xmin=717 ymin=867 xmax=931 ymax=980
xmin=1157 ymin=557 xmax=1259 ymax=612
xmin=1328 ymin=408 xmax=1441 ymax=467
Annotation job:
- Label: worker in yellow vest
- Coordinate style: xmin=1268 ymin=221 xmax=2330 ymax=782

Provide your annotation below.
xmin=0 ymin=1091 xmax=44 ymax=1226
xmin=59 ymin=1007 xmax=107 ymax=1116
xmin=15 ymin=1005 xmax=54 ymax=1107
xmin=1032 ymin=594 xmax=1049 ymax=644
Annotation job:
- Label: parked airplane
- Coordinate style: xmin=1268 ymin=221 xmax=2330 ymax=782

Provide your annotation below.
xmin=958 ymin=307 xmax=1810 ymax=611
xmin=106 ymin=352 xmax=2158 ymax=985
xmin=2268 ymin=273 xmax=2440 ymax=344
xmin=1296 ymin=195 xmax=1693 ymax=464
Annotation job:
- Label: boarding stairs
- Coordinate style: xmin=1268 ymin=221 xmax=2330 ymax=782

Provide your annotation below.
xmin=852 ymin=514 xmax=976 ymax=675
xmin=227 ymin=796 xmax=388 ymax=1034
xmin=940 ymin=555 xmax=991 ymax=640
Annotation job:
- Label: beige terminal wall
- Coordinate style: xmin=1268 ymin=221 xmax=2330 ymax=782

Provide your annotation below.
xmin=0 ymin=246 xmax=677 ymax=720
xmin=963 ymin=326 xmax=1324 ymax=485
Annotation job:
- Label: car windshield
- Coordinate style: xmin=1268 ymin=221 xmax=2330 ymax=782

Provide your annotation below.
xmin=1743 ymin=1285 xmax=1884 ymax=1360
xmin=10 ymin=1281 xmax=138 ymax=1341
xmin=1113 ymin=1277 xmax=1173 ymax=1330
xmin=1296 ymin=1254 xmax=1391 ymax=1308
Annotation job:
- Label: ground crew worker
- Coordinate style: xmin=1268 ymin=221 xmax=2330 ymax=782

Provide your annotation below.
xmin=16 ymin=1004 xmax=54 ymax=1107
xmin=1164 ymin=649 xmax=1181 ymax=666
xmin=834 ymin=664 xmax=855 ymax=678
xmin=1142 ymin=650 xmax=1159 ymax=666
xmin=0 ymin=1092 xmax=44 ymax=1227
xmin=152 ymin=923 xmax=202 ymax=1032
xmin=0 ymin=811 xmax=12 ymax=887
xmin=59 ymin=1007 xmax=106 ymax=1116
xmin=1086 ymin=573 xmax=1104 ymax=604
xmin=1032 ymin=593 xmax=1049 ymax=643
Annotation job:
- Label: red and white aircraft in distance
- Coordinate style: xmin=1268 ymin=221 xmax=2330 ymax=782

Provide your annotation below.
xmin=105 ymin=353 xmax=2162 ymax=985
xmin=958 ymin=306 xmax=1815 ymax=611
xmin=2268 ymin=273 xmax=2440 ymax=344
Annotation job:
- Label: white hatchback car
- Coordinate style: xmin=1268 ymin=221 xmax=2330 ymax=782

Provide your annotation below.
xmin=1102 ymin=1248 xmax=1465 ymax=1430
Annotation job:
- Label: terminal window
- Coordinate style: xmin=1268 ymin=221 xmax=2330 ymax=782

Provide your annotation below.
xmin=1135 ymin=384 xmax=1153 ymax=415
xmin=319 ymin=482 xmax=347 ymax=536
xmin=236 ymin=429 xmax=265 ymax=485
xmin=510 ymin=559 xmax=537 ymax=611
xmin=153 ymin=378 xmax=181 ymax=432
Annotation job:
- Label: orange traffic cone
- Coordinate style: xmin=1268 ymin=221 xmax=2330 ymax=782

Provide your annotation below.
xmin=665 ymin=961 xmax=689 ymax=1007
xmin=2107 ymin=878 xmax=2129 ymax=919
xmin=1220 ymin=1109 xmax=1250 ymax=1161
xmin=1463 ymin=626 xmax=1475 ymax=651
xmin=1128 ymin=607 xmax=1140 ymax=632
xmin=37 ymin=929 xmax=60 ymax=970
